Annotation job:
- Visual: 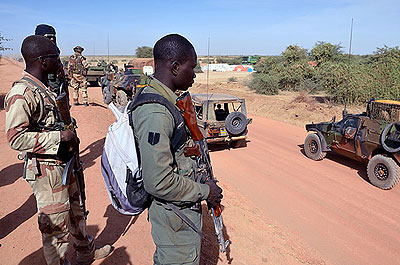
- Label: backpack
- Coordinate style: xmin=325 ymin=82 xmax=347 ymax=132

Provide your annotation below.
xmin=101 ymin=92 xmax=187 ymax=215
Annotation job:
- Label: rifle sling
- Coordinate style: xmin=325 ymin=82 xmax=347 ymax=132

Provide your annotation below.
xmin=167 ymin=202 xmax=204 ymax=238
xmin=22 ymin=77 xmax=62 ymax=122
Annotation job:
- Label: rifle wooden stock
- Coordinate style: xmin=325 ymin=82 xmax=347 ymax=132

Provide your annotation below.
xmin=176 ymin=92 xmax=204 ymax=141
xmin=176 ymin=91 xmax=229 ymax=252
xmin=56 ymin=92 xmax=73 ymax=129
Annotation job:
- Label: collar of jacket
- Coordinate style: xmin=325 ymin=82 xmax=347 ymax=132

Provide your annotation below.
xmin=22 ymin=71 xmax=49 ymax=92
xmin=148 ymin=76 xmax=179 ymax=108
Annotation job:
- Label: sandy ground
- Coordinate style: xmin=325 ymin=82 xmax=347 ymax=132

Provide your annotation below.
xmin=1 ymin=58 xmax=400 ymax=265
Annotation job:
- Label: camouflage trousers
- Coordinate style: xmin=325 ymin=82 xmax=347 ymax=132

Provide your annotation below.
xmin=26 ymin=160 xmax=95 ymax=265
xmin=71 ymin=74 xmax=88 ymax=104
xmin=149 ymin=200 xmax=202 ymax=265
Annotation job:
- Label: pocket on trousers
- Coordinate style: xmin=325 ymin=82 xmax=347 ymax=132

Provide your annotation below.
xmin=157 ymin=244 xmax=197 ymax=264
xmin=165 ymin=208 xmax=185 ymax=232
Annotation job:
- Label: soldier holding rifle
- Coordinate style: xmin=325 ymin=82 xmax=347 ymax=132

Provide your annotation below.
xmin=131 ymin=34 xmax=225 ymax=264
xmin=4 ymin=35 xmax=112 ymax=265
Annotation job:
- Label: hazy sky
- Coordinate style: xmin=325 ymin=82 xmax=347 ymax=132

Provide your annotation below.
xmin=0 ymin=0 xmax=399 ymax=56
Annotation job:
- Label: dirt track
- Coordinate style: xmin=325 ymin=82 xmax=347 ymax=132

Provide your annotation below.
xmin=1 ymin=58 xmax=400 ymax=265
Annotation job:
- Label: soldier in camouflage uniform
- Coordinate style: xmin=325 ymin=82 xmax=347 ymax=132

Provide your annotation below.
xmin=5 ymin=35 xmax=113 ymax=265
xmin=68 ymin=46 xmax=89 ymax=106
xmin=132 ymin=34 xmax=223 ymax=265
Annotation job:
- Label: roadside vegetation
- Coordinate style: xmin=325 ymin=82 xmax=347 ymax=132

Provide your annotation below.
xmin=249 ymin=42 xmax=400 ymax=104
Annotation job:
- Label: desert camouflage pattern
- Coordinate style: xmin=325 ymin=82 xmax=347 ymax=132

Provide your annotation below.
xmin=71 ymin=73 xmax=88 ymax=104
xmin=68 ymin=54 xmax=89 ymax=104
xmin=5 ymin=72 xmax=95 ymax=265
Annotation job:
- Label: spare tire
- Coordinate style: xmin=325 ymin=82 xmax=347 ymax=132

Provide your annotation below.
xmin=225 ymin=112 xmax=247 ymax=136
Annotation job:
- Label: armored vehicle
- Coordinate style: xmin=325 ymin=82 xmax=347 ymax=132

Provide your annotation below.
xmin=304 ymin=99 xmax=400 ymax=190
xmin=101 ymin=67 xmax=146 ymax=107
xmin=86 ymin=63 xmax=106 ymax=86
xmin=191 ymin=93 xmax=252 ymax=147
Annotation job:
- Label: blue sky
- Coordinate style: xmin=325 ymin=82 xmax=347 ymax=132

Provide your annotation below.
xmin=0 ymin=0 xmax=399 ymax=56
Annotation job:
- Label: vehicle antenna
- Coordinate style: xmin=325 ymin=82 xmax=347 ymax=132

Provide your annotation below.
xmin=107 ymin=33 xmax=110 ymax=64
xmin=206 ymin=37 xmax=210 ymax=121
xmin=344 ymin=18 xmax=353 ymax=117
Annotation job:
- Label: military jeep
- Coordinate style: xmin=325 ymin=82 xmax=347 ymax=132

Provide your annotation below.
xmin=191 ymin=93 xmax=252 ymax=147
xmin=304 ymin=99 xmax=400 ymax=190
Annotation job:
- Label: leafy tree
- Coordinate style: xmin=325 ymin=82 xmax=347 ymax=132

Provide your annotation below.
xmin=135 ymin=46 xmax=153 ymax=58
xmin=311 ymin=41 xmax=343 ymax=65
xmin=194 ymin=60 xmax=203 ymax=73
xmin=0 ymin=32 xmax=12 ymax=51
xmin=281 ymin=45 xmax=307 ymax=65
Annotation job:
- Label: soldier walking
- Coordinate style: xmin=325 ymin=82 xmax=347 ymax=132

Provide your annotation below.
xmin=5 ymin=35 xmax=113 ymax=265
xmin=68 ymin=46 xmax=89 ymax=106
xmin=131 ymin=34 xmax=223 ymax=265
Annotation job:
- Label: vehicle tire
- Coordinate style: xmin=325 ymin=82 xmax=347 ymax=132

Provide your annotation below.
xmin=102 ymin=85 xmax=112 ymax=105
xmin=225 ymin=112 xmax=247 ymax=136
xmin=115 ymin=90 xmax=129 ymax=108
xmin=367 ymin=154 xmax=400 ymax=190
xmin=304 ymin=133 xmax=326 ymax=161
xmin=381 ymin=122 xmax=400 ymax=153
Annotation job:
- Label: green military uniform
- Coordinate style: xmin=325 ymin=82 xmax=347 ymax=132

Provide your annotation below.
xmin=132 ymin=77 xmax=210 ymax=265
xmin=5 ymin=72 xmax=96 ymax=265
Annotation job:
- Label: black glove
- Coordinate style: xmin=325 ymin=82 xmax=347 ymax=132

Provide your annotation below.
xmin=59 ymin=130 xmax=79 ymax=153
xmin=205 ymin=179 xmax=223 ymax=208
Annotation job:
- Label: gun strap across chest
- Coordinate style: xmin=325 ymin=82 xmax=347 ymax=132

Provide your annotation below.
xmin=127 ymin=92 xmax=187 ymax=154
xmin=21 ymin=76 xmax=62 ymax=122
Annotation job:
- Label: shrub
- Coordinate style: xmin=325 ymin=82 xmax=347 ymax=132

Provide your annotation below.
xmin=249 ymin=74 xmax=279 ymax=95
xmin=228 ymin=77 xmax=238 ymax=82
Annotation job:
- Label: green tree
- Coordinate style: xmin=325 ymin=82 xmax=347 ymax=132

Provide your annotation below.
xmin=311 ymin=41 xmax=343 ymax=65
xmin=281 ymin=45 xmax=307 ymax=65
xmin=0 ymin=32 xmax=12 ymax=51
xmin=135 ymin=46 xmax=153 ymax=58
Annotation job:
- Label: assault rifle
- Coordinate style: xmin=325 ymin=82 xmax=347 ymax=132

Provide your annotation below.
xmin=56 ymin=91 xmax=89 ymax=219
xmin=176 ymin=91 xmax=230 ymax=253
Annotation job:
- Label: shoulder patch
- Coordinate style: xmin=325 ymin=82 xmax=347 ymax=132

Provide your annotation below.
xmin=148 ymin=132 xmax=160 ymax=146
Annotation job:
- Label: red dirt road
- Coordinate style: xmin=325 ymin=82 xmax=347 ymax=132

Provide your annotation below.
xmin=1 ymin=58 xmax=400 ymax=265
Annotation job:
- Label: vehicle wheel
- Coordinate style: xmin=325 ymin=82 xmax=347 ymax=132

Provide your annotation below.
xmin=381 ymin=122 xmax=400 ymax=153
xmin=231 ymin=139 xmax=247 ymax=148
xmin=367 ymin=154 xmax=400 ymax=190
xmin=225 ymin=112 xmax=247 ymax=136
xmin=115 ymin=90 xmax=129 ymax=108
xmin=304 ymin=133 xmax=326 ymax=161
xmin=102 ymin=86 xmax=112 ymax=104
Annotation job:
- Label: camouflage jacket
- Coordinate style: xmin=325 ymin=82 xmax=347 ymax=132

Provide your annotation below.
xmin=68 ymin=54 xmax=88 ymax=75
xmin=5 ymin=72 xmax=63 ymax=168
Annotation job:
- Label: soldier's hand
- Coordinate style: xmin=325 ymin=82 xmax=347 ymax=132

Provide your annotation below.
xmin=205 ymin=180 xmax=223 ymax=208
xmin=60 ymin=130 xmax=78 ymax=152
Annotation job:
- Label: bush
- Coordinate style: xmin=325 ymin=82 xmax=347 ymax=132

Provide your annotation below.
xmin=249 ymin=74 xmax=279 ymax=95
xmin=228 ymin=77 xmax=238 ymax=82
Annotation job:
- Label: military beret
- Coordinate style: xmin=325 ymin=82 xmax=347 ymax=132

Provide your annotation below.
xmin=35 ymin=24 xmax=56 ymax=37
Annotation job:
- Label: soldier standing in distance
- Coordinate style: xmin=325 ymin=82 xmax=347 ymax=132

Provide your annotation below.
xmin=4 ymin=35 xmax=113 ymax=265
xmin=34 ymin=24 xmax=65 ymax=96
xmin=68 ymin=46 xmax=89 ymax=106
xmin=131 ymin=34 xmax=223 ymax=265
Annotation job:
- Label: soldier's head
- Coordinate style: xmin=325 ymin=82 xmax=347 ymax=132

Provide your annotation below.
xmin=21 ymin=35 xmax=60 ymax=79
xmin=153 ymin=34 xmax=197 ymax=92
xmin=35 ymin=24 xmax=57 ymax=44
xmin=74 ymin=46 xmax=84 ymax=54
